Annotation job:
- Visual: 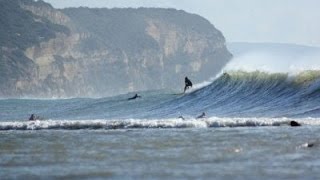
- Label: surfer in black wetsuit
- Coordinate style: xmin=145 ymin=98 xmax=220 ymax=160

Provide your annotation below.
xmin=128 ymin=94 xmax=141 ymax=100
xmin=184 ymin=76 xmax=193 ymax=93
xmin=29 ymin=114 xmax=41 ymax=121
xmin=29 ymin=114 xmax=36 ymax=121
xmin=290 ymin=121 xmax=301 ymax=127
xmin=196 ymin=112 xmax=206 ymax=119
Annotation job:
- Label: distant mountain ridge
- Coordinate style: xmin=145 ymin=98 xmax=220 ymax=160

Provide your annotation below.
xmin=0 ymin=0 xmax=232 ymax=98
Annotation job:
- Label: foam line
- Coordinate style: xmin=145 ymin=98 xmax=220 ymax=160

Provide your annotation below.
xmin=1 ymin=117 xmax=318 ymax=131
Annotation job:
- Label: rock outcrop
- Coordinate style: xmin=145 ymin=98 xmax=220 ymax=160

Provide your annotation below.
xmin=0 ymin=0 xmax=232 ymax=98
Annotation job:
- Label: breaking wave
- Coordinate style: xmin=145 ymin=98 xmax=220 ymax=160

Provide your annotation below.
xmin=1 ymin=117 xmax=319 ymax=131
xmin=1 ymin=70 xmax=320 ymax=130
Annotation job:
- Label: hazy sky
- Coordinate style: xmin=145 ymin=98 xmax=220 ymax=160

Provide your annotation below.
xmin=43 ymin=0 xmax=320 ymax=47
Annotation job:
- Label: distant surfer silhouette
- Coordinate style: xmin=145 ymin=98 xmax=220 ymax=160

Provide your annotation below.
xmin=196 ymin=112 xmax=206 ymax=119
xmin=128 ymin=94 xmax=141 ymax=100
xmin=184 ymin=76 xmax=193 ymax=93
xmin=178 ymin=116 xmax=185 ymax=120
xmin=290 ymin=120 xmax=301 ymax=127
xmin=28 ymin=114 xmax=40 ymax=121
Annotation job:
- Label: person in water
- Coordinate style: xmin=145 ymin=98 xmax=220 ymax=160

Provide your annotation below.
xmin=28 ymin=114 xmax=39 ymax=121
xmin=128 ymin=94 xmax=141 ymax=100
xmin=184 ymin=76 xmax=193 ymax=93
xmin=196 ymin=112 xmax=206 ymax=119
xmin=290 ymin=120 xmax=301 ymax=127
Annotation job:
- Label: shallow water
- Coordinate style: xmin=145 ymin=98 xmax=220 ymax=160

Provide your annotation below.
xmin=1 ymin=127 xmax=319 ymax=179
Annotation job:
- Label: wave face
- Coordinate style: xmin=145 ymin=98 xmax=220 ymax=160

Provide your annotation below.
xmin=0 ymin=70 xmax=320 ymax=128
xmin=176 ymin=70 xmax=320 ymax=118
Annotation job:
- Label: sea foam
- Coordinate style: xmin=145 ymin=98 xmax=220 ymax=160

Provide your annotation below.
xmin=0 ymin=117 xmax=318 ymax=131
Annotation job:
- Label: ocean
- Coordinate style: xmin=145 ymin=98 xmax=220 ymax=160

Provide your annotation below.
xmin=1 ymin=71 xmax=320 ymax=179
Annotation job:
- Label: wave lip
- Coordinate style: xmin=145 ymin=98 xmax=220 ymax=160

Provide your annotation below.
xmin=1 ymin=117 xmax=318 ymax=131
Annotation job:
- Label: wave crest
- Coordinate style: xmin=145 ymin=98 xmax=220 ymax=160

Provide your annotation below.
xmin=224 ymin=70 xmax=320 ymax=84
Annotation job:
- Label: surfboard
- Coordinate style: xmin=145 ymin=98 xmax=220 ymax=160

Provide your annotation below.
xmin=173 ymin=92 xmax=185 ymax=95
xmin=171 ymin=87 xmax=193 ymax=95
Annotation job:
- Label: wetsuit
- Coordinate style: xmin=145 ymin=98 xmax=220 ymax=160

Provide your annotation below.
xmin=184 ymin=77 xmax=193 ymax=92
xmin=128 ymin=94 xmax=141 ymax=100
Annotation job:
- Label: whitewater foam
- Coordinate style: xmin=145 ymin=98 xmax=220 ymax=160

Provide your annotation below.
xmin=1 ymin=117 xmax=319 ymax=131
xmin=224 ymin=51 xmax=320 ymax=75
xmin=185 ymin=71 xmax=225 ymax=93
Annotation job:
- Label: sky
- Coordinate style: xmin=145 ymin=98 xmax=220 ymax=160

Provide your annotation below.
xmin=43 ymin=0 xmax=320 ymax=47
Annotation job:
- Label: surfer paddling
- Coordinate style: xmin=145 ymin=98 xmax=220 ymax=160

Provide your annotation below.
xmin=128 ymin=93 xmax=141 ymax=100
xmin=184 ymin=76 xmax=193 ymax=93
xmin=196 ymin=112 xmax=206 ymax=119
xmin=290 ymin=120 xmax=301 ymax=127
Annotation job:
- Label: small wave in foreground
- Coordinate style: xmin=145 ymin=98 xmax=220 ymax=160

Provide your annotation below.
xmin=0 ymin=117 xmax=319 ymax=131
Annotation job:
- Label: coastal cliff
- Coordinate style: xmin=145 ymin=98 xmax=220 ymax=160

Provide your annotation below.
xmin=0 ymin=0 xmax=232 ymax=98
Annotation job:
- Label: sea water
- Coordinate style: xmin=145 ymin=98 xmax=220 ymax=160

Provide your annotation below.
xmin=1 ymin=71 xmax=320 ymax=179
xmin=1 ymin=127 xmax=320 ymax=179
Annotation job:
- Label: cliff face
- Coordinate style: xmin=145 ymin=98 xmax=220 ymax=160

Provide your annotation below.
xmin=0 ymin=0 xmax=232 ymax=98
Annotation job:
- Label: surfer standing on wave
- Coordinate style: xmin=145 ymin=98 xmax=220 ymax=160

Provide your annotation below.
xmin=184 ymin=76 xmax=193 ymax=93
